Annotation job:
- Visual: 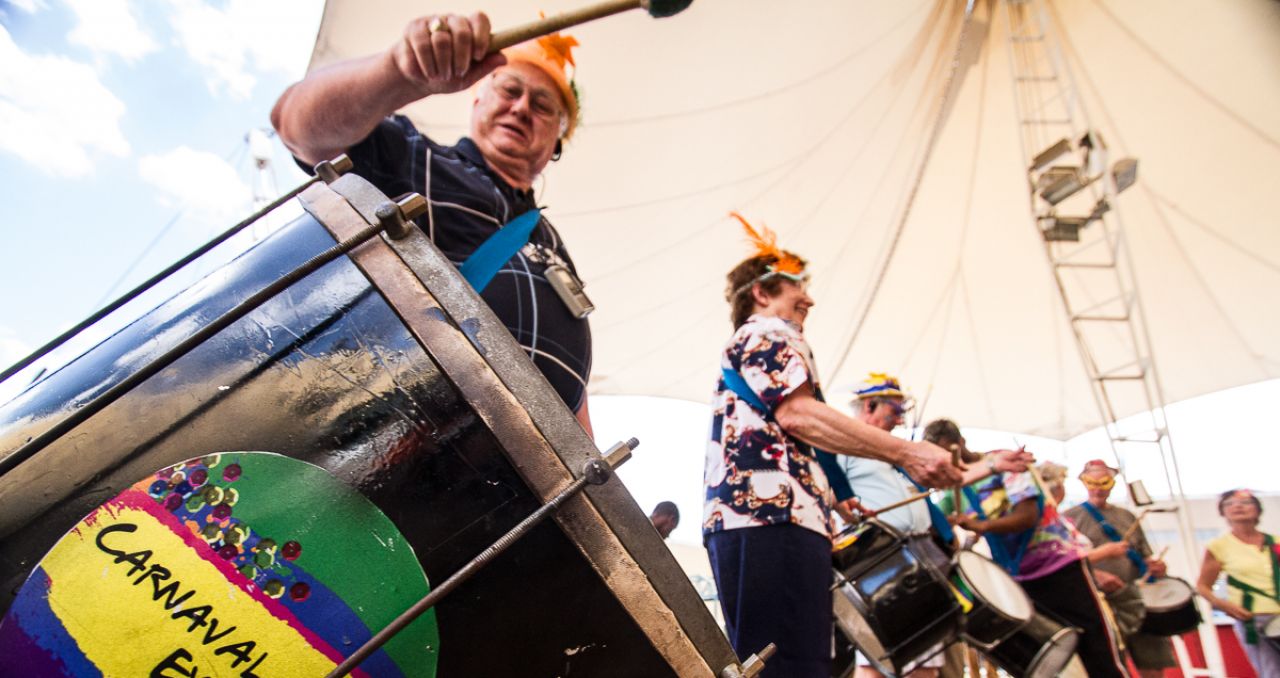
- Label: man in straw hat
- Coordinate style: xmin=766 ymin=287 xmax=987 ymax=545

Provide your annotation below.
xmin=703 ymin=214 xmax=963 ymax=677
xmin=273 ymin=13 xmax=596 ymax=429
xmin=1065 ymin=460 xmax=1175 ymax=678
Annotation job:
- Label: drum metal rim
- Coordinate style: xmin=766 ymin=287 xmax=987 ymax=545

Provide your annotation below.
xmin=1024 ymin=625 xmax=1080 ymax=678
xmin=1139 ymin=577 xmax=1195 ymax=612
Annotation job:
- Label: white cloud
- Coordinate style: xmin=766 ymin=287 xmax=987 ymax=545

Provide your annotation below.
xmin=0 ymin=327 xmax=35 ymax=405
xmin=65 ymin=0 xmax=157 ymax=64
xmin=138 ymin=146 xmax=252 ymax=225
xmin=0 ymin=25 xmax=129 ymax=176
xmin=0 ymin=327 xmax=30 ymax=367
xmin=6 ymin=0 xmax=47 ymax=14
xmin=165 ymin=0 xmax=322 ymax=100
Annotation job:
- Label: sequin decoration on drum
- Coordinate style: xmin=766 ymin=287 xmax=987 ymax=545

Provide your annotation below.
xmin=0 ymin=452 xmax=439 ymax=678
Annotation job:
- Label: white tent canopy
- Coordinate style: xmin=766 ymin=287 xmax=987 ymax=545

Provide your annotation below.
xmin=306 ymin=0 xmax=1280 ymax=439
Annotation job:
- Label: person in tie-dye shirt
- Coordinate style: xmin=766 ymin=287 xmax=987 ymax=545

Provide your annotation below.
xmin=703 ymin=215 xmax=962 ymax=678
xmin=953 ymin=465 xmax=1129 ymax=677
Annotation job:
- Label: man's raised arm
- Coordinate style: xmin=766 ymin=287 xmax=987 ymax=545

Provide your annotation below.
xmin=271 ymin=12 xmax=506 ymax=165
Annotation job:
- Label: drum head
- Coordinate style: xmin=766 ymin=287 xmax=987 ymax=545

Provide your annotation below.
xmin=0 ymin=452 xmax=439 ymax=677
xmin=957 ymin=551 xmax=1034 ymax=621
xmin=1140 ymin=578 xmax=1194 ymax=611
xmin=1028 ymin=626 xmax=1080 ymax=678
xmin=1264 ymin=615 xmax=1280 ymax=639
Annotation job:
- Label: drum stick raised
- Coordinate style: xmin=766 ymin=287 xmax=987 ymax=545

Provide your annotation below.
xmin=488 ymin=0 xmax=693 ymax=53
xmin=1120 ymin=508 xmax=1152 ymax=542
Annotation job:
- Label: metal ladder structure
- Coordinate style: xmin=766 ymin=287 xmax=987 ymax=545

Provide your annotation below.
xmin=1000 ymin=0 xmax=1224 ymax=674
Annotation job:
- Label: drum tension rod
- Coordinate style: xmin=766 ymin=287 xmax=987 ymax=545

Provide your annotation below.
xmin=0 ymin=155 xmax=354 ymax=386
xmin=326 ymin=438 xmax=639 ymax=678
xmin=721 ymin=643 xmax=777 ymax=678
xmin=0 ymin=202 xmax=389 ymax=477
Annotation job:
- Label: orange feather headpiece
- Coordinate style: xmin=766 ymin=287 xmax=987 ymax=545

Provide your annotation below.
xmin=729 ymin=211 xmax=805 ymax=275
xmin=503 ymin=15 xmax=581 ymax=139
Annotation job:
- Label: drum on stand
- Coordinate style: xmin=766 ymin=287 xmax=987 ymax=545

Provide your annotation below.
xmin=0 ymin=172 xmax=739 ymax=677
xmin=952 ymin=550 xmax=1034 ymax=650
xmin=1138 ymin=578 xmax=1202 ymax=636
xmin=831 ymin=519 xmax=962 ymax=676
xmin=983 ymin=610 xmax=1080 ymax=678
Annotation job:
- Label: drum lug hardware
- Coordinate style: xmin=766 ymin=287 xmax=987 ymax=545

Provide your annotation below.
xmin=721 ymin=642 xmax=776 ymax=678
xmin=375 ymin=194 xmax=429 ymax=240
xmin=313 ymin=154 xmax=354 ymax=183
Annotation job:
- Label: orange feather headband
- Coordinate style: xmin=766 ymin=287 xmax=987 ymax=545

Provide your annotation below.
xmin=728 ymin=212 xmax=807 ymax=300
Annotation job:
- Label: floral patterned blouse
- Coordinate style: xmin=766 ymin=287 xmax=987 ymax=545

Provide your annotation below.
xmin=702 ymin=314 xmax=833 ymax=540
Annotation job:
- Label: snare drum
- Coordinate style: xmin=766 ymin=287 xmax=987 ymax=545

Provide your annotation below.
xmin=831 ymin=519 xmax=962 ymax=676
xmin=985 ymin=610 xmax=1081 ymax=678
xmin=1138 ymin=578 xmax=1202 ymax=636
xmin=953 ymin=550 xmax=1034 ymax=650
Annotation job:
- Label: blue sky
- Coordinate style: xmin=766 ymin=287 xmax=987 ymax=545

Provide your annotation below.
xmin=0 ymin=0 xmax=321 ymax=361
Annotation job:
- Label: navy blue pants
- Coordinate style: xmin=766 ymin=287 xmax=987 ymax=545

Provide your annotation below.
xmin=706 ymin=524 xmax=832 ymax=678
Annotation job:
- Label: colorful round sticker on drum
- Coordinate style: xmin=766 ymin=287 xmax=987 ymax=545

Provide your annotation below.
xmin=0 ymin=452 xmax=439 ymax=677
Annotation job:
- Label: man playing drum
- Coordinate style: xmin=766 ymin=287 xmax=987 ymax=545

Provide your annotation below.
xmin=1064 ymin=460 xmax=1176 ymax=678
xmin=273 ymin=13 xmax=597 ymax=431
xmin=703 ymin=216 xmax=962 ymax=677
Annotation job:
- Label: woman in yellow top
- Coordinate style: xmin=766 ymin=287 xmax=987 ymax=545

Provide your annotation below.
xmin=1196 ymin=489 xmax=1280 ymax=676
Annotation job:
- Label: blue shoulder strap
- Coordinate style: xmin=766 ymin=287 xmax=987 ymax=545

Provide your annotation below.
xmin=964 ymin=482 xmax=1041 ymax=576
xmin=459 ymin=208 xmax=542 ymax=293
xmin=719 ymin=367 xmax=855 ymax=502
xmin=900 ymin=471 xmax=955 ymax=544
xmin=1079 ymin=501 xmax=1149 ymax=577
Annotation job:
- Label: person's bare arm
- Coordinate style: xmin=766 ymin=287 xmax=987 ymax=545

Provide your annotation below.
xmin=774 ymin=386 xmax=962 ymax=488
xmin=956 ymin=497 xmax=1039 ymax=535
xmin=958 ymin=448 xmax=1035 ymax=485
xmin=1196 ymin=549 xmax=1253 ymax=621
xmin=271 ymin=12 xmax=506 ymax=165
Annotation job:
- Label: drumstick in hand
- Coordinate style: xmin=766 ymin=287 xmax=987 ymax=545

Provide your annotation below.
xmin=950 ymin=443 xmax=964 ymax=521
xmin=1120 ymin=508 xmax=1152 ymax=542
xmin=849 ymin=490 xmax=933 ymax=522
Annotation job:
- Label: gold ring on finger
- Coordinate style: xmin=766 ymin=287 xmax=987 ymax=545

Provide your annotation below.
xmin=428 ymin=17 xmax=449 ymax=33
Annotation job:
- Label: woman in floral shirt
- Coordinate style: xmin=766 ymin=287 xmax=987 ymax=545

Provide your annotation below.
xmin=703 ymin=217 xmax=960 ymax=677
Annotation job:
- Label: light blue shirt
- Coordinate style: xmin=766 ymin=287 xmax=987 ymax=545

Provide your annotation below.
xmin=837 ymin=456 xmax=932 ymax=534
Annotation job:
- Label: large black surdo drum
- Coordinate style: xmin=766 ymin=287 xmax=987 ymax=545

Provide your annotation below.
xmin=0 ymin=172 xmax=740 ymax=676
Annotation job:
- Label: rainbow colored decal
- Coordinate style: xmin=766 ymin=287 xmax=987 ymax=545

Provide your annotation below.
xmin=0 ymin=452 xmax=438 ymax=677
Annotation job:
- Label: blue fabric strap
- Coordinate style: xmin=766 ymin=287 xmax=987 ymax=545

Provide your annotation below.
xmin=900 ymin=471 xmax=955 ymax=544
xmin=1080 ymin=501 xmax=1149 ymax=577
xmin=719 ymin=367 xmax=855 ymax=502
xmin=459 ymin=208 xmax=542 ymax=293
xmin=964 ymin=483 xmax=1040 ymax=576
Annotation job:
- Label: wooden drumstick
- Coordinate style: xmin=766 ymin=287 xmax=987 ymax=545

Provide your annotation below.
xmin=488 ymin=0 xmax=693 ymax=53
xmin=1028 ymin=464 xmax=1058 ymax=508
xmin=849 ymin=490 xmax=934 ymax=522
xmin=950 ymin=443 xmax=964 ymax=520
xmin=1119 ymin=508 xmax=1152 ymax=542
